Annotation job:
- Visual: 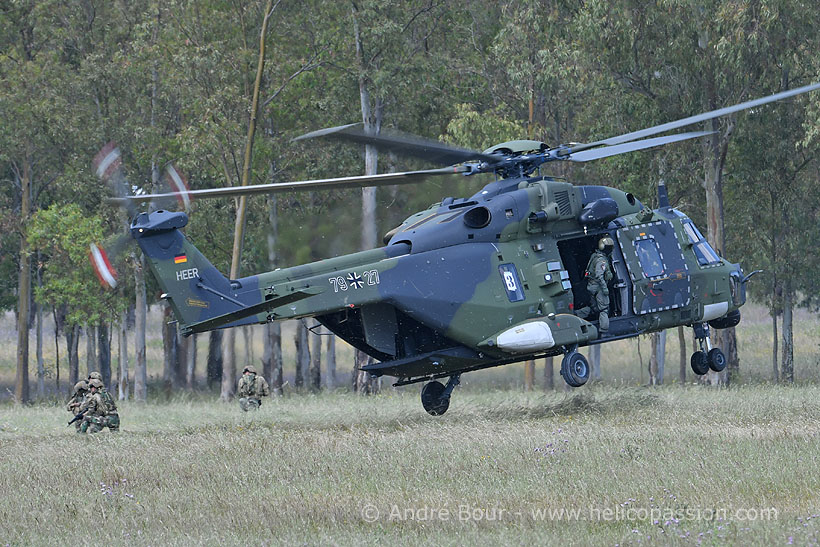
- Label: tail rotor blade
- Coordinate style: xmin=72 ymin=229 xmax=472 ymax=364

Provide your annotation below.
xmin=89 ymin=242 xmax=119 ymax=290
xmin=93 ymin=142 xmax=137 ymax=218
xmin=155 ymin=164 xmax=193 ymax=212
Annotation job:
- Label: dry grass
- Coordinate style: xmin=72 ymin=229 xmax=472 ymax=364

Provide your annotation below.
xmin=1 ymin=386 xmax=819 ymax=545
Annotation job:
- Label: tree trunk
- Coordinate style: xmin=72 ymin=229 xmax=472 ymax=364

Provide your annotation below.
xmin=52 ymin=308 xmax=60 ymax=392
xmin=162 ymin=302 xmax=178 ymax=394
xmin=678 ymin=326 xmax=686 ymax=385
xmin=771 ymin=308 xmax=779 ymax=382
xmin=14 ymin=154 xmax=31 ymax=404
xmin=325 ymin=335 xmax=336 ymax=389
xmin=98 ymin=321 xmax=111 ymax=390
xmin=85 ymin=325 xmax=97 ymax=378
xmin=353 ymin=350 xmax=379 ymax=394
xmin=295 ymin=319 xmax=309 ymax=388
xmin=119 ymin=311 xmax=129 ymax=400
xmin=35 ymin=293 xmax=44 ymax=399
xmin=262 ymin=187 xmax=283 ymax=394
xmin=222 ymin=0 xmax=275 ymax=402
xmin=352 ymin=3 xmax=383 ymax=254
xmin=185 ymin=333 xmax=197 ymax=390
xmin=589 ymin=345 xmax=601 ymax=381
xmin=309 ymin=324 xmax=321 ymax=391
xmin=702 ymin=85 xmax=738 ymax=385
xmin=67 ymin=324 xmax=80 ymax=387
xmin=524 ymin=359 xmax=535 ymax=390
xmin=781 ymin=276 xmax=794 ymax=383
xmin=649 ymin=333 xmax=659 ymax=386
xmin=543 ymin=356 xmax=554 ymax=391
xmin=207 ymin=330 xmax=223 ymax=389
xmin=262 ymin=322 xmax=282 ymax=395
xmin=221 ymin=329 xmax=236 ymax=400
xmin=134 ymin=254 xmax=148 ymax=402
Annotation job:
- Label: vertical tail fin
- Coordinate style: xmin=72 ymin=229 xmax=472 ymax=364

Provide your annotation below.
xmin=131 ymin=211 xmax=257 ymax=331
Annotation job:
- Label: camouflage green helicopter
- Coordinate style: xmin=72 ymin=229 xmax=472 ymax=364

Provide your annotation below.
xmin=106 ymin=83 xmax=819 ymax=415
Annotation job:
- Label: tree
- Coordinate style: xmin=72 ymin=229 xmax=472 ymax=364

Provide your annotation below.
xmin=28 ymin=204 xmax=127 ymax=392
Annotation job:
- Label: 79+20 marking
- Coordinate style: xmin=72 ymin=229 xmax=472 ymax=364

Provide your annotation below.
xmin=328 ymin=270 xmax=380 ymax=292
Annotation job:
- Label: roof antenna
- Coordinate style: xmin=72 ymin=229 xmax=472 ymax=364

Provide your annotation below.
xmin=657 ymin=179 xmax=670 ymax=209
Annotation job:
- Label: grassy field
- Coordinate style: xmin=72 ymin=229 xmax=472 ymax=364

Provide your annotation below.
xmin=1 ymin=386 xmax=819 ymax=545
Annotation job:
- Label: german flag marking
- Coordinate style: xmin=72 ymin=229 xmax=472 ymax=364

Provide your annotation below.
xmin=174 ymin=254 xmax=187 ymax=264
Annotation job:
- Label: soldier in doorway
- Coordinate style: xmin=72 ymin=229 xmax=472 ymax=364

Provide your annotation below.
xmin=575 ymin=236 xmax=615 ymax=333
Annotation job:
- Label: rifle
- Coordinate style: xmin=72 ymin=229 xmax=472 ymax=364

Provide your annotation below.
xmin=67 ymin=410 xmax=87 ymax=426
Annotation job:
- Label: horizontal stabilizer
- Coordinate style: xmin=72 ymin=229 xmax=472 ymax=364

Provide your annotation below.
xmin=181 ymin=286 xmax=323 ymax=335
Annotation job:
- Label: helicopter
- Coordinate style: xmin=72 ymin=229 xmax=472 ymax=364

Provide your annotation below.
xmin=108 ymin=82 xmax=820 ymax=416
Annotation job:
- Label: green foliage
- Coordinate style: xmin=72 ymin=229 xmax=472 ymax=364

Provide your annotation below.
xmin=443 ymin=104 xmax=525 ymax=151
xmin=27 ymin=204 xmax=125 ymax=326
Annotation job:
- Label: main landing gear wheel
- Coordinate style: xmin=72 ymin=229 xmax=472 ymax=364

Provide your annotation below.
xmin=560 ymin=351 xmax=590 ymax=388
xmin=708 ymin=348 xmax=726 ymax=372
xmin=420 ymin=375 xmax=460 ymax=416
xmin=689 ymin=322 xmax=728 ymax=376
xmin=690 ymin=351 xmax=709 ymax=375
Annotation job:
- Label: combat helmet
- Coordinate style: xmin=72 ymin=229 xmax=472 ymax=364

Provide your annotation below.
xmin=88 ymin=371 xmax=103 ymax=381
xmin=89 ymin=378 xmax=104 ymax=389
xmin=243 ymin=365 xmax=257 ymax=374
xmin=74 ymin=380 xmax=88 ymax=392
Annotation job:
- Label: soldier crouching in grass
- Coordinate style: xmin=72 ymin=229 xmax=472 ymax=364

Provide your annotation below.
xmin=78 ymin=379 xmax=120 ymax=433
xmin=237 ymin=365 xmax=270 ymax=411
xmin=66 ymin=380 xmax=89 ymax=431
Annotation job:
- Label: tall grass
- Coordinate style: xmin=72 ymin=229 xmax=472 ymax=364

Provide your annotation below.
xmin=1 ymin=386 xmax=819 ymax=545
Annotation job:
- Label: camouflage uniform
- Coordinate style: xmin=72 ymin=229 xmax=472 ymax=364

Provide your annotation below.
xmin=66 ymin=381 xmax=88 ymax=431
xmin=576 ymin=248 xmax=614 ymax=332
xmin=79 ymin=379 xmax=119 ymax=433
xmin=237 ymin=366 xmax=270 ymax=411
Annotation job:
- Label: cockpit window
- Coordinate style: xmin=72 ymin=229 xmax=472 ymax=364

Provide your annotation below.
xmin=682 ymin=220 xmax=721 ymax=266
xmin=635 ymin=239 xmax=664 ymax=278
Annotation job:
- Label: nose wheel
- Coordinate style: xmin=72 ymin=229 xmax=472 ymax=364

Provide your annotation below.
xmin=421 ymin=374 xmax=460 ymax=416
xmin=560 ymin=346 xmax=590 ymax=388
xmin=690 ymin=323 xmax=726 ymax=376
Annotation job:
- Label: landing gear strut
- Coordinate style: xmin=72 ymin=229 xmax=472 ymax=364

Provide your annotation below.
xmin=690 ymin=322 xmax=726 ymax=376
xmin=421 ymin=374 xmax=460 ymax=416
xmin=560 ymin=345 xmax=590 ymax=388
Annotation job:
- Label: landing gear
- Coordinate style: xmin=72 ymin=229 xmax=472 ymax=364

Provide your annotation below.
xmin=690 ymin=323 xmax=727 ymax=376
xmin=420 ymin=374 xmax=460 ymax=416
xmin=707 ymin=348 xmax=726 ymax=372
xmin=690 ymin=351 xmax=709 ymax=375
xmin=560 ymin=347 xmax=590 ymax=388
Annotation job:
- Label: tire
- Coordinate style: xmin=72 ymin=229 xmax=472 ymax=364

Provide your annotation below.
xmin=421 ymin=381 xmax=449 ymax=416
xmin=690 ymin=351 xmax=709 ymax=375
xmin=561 ymin=352 xmax=590 ymax=388
xmin=708 ymin=348 xmax=727 ymax=372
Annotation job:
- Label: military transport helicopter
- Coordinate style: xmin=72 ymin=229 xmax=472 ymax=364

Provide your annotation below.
xmin=108 ymin=82 xmax=820 ymax=415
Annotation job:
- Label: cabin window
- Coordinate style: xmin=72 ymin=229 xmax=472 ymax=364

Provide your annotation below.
xmin=635 ymin=239 xmax=664 ymax=278
xmin=683 ymin=220 xmax=721 ymax=266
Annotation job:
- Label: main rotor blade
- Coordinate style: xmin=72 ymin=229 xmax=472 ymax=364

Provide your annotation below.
xmin=109 ymin=166 xmax=466 ymax=205
xmin=293 ymin=123 xmax=501 ymax=166
xmin=566 ymin=131 xmax=714 ymax=162
xmin=569 ymin=81 xmax=820 ymax=155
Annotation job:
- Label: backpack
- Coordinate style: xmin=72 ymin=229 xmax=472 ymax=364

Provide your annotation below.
xmin=100 ymin=389 xmax=117 ymax=414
